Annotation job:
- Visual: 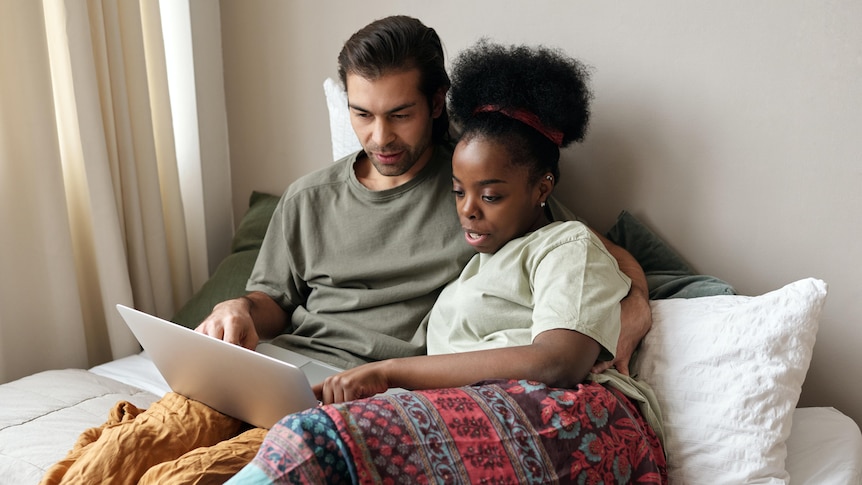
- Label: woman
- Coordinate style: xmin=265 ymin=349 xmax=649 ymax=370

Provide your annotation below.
xmin=228 ymin=41 xmax=666 ymax=484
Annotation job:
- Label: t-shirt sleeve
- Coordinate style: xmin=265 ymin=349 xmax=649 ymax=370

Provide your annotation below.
xmin=246 ymin=194 xmax=307 ymax=313
xmin=530 ymin=234 xmax=631 ymax=359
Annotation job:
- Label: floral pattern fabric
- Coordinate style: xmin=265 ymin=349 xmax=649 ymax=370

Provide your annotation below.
xmin=230 ymin=380 xmax=666 ymax=484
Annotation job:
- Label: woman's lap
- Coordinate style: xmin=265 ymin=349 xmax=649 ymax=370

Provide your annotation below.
xmin=230 ymin=379 xmax=667 ymax=484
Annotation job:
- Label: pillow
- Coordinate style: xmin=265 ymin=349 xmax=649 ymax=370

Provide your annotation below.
xmin=230 ymin=191 xmax=281 ymax=253
xmin=635 ymin=278 xmax=827 ymax=484
xmin=171 ymin=191 xmax=280 ymax=329
xmin=606 ymin=210 xmax=735 ymax=299
xmin=323 ymin=77 xmax=361 ymax=161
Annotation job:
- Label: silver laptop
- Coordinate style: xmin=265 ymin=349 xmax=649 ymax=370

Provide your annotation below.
xmin=116 ymin=304 xmax=342 ymax=429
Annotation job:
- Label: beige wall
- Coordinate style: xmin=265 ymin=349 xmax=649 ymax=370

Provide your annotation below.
xmin=219 ymin=1 xmax=862 ymax=425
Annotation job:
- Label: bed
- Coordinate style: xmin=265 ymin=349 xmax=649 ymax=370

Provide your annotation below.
xmin=1 ymin=190 xmax=860 ymax=484
xmin=3 ymin=79 xmax=861 ymax=483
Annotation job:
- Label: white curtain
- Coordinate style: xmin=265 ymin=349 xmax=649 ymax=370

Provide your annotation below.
xmin=0 ymin=0 xmax=197 ymax=383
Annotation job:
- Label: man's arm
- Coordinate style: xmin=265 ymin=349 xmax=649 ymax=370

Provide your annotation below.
xmin=590 ymin=231 xmax=652 ymax=375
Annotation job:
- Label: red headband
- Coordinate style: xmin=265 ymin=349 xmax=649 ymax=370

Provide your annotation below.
xmin=473 ymin=105 xmax=563 ymax=147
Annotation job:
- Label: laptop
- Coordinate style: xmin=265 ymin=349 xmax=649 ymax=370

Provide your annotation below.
xmin=116 ymin=304 xmax=342 ymax=429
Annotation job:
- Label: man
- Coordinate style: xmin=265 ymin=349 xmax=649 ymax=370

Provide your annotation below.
xmin=197 ymin=15 xmax=650 ymax=376
xmin=42 ymin=15 xmax=651 ymax=484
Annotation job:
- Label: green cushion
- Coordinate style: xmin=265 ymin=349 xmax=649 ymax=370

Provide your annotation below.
xmin=231 ymin=191 xmax=282 ymax=253
xmin=171 ymin=191 xmax=280 ymax=329
xmin=606 ymin=211 xmax=735 ymax=299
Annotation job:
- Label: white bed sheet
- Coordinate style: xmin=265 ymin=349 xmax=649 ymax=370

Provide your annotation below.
xmin=89 ymin=350 xmax=170 ymax=397
xmin=0 ymin=368 xmax=160 ymax=483
xmin=88 ymin=352 xmax=862 ymax=484
xmin=787 ymin=406 xmax=862 ymax=484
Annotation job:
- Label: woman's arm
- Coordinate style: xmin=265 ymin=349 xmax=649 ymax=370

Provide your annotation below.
xmin=314 ymin=328 xmax=600 ymax=404
xmin=589 ymin=231 xmax=652 ymax=375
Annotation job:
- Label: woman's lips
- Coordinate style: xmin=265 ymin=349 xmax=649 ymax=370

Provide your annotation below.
xmin=464 ymin=230 xmax=488 ymax=246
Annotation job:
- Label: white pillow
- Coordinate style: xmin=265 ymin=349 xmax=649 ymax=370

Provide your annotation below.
xmin=637 ymin=278 xmax=827 ymax=484
xmin=323 ymin=77 xmax=361 ymax=161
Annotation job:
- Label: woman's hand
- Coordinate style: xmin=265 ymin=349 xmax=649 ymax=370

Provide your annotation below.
xmin=313 ymin=361 xmax=392 ymax=405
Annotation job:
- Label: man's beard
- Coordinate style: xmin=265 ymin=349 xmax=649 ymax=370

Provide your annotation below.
xmin=365 ymin=137 xmax=431 ymax=177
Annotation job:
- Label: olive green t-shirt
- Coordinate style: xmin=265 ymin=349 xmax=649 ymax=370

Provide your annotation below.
xmin=247 ymin=145 xmax=475 ymax=369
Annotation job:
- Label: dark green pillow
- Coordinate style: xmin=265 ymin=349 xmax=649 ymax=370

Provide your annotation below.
xmin=171 ymin=191 xmax=281 ymax=328
xmin=606 ymin=211 xmax=735 ymax=299
xmin=231 ymin=191 xmax=282 ymax=253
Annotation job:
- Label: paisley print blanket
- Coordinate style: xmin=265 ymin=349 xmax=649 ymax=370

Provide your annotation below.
xmin=228 ymin=380 xmax=666 ymax=484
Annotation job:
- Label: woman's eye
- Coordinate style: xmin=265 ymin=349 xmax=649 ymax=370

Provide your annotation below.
xmin=482 ymin=195 xmax=501 ymax=202
xmin=451 ymin=189 xmax=464 ymax=197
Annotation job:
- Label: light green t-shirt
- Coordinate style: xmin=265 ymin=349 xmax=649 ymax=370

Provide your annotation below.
xmin=427 ymin=221 xmax=631 ymax=359
xmin=426 ymin=220 xmax=666 ymax=445
xmin=247 ymin=144 xmax=475 ymax=369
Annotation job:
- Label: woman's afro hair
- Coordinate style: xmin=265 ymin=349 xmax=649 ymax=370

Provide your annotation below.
xmin=449 ymin=40 xmax=593 ymax=148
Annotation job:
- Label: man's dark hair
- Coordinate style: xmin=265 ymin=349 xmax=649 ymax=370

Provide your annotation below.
xmin=338 ymin=15 xmax=450 ymax=143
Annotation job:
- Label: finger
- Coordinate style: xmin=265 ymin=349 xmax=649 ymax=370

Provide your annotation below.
xmin=591 ymin=360 xmax=613 ymax=374
xmin=335 ymin=385 xmax=348 ymax=404
xmin=196 ymin=321 xmax=221 ymax=339
xmin=323 ymin=379 xmax=339 ymax=405
xmin=312 ymin=383 xmax=323 ymax=401
xmin=223 ymin=324 xmax=244 ymax=346
xmin=241 ymin=333 xmax=258 ymax=350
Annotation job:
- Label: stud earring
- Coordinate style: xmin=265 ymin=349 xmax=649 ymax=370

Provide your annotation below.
xmin=546 ymin=175 xmax=553 ymax=182
xmin=540 ymin=201 xmax=546 ymax=208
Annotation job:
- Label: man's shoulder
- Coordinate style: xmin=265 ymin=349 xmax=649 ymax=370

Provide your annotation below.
xmin=285 ymin=152 xmax=357 ymax=198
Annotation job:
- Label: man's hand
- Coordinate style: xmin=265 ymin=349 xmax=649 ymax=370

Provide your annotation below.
xmin=588 ymin=230 xmax=652 ymax=376
xmin=592 ymin=286 xmax=652 ymax=375
xmin=313 ymin=361 xmax=391 ymax=405
xmin=195 ymin=297 xmax=260 ymax=350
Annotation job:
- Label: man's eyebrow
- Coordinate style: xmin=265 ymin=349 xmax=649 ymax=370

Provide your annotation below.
xmin=348 ymin=102 xmax=417 ymax=115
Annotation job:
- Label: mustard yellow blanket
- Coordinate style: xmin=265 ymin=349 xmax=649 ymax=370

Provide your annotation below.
xmin=40 ymin=392 xmax=265 ymax=485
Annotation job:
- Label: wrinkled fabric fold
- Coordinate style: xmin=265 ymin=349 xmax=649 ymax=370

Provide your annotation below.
xmin=40 ymin=392 xmax=257 ymax=485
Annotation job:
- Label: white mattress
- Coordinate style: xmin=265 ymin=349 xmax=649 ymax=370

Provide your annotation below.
xmin=0 ymin=364 xmax=161 ymax=483
xmin=787 ymin=406 xmax=862 ymax=484
xmin=92 ymin=352 xmax=862 ymax=484
xmin=2 ymin=352 xmax=860 ymax=484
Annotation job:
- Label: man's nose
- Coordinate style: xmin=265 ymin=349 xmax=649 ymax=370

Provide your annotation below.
xmin=371 ymin=119 xmax=395 ymax=147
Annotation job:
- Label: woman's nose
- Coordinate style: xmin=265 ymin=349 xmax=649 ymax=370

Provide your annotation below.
xmin=459 ymin=197 xmax=479 ymax=220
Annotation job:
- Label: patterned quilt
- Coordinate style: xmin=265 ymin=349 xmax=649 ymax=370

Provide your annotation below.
xmin=233 ymin=379 xmax=667 ymax=484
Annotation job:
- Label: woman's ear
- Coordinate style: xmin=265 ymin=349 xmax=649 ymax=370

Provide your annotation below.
xmin=537 ymin=173 xmax=555 ymax=205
